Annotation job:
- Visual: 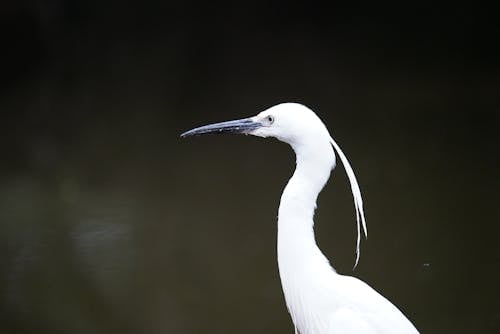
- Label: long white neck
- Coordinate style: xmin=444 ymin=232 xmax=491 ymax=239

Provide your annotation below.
xmin=277 ymin=140 xmax=337 ymax=332
xmin=278 ymin=142 xmax=334 ymax=247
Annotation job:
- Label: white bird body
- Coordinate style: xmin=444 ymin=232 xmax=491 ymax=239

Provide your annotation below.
xmin=277 ymin=149 xmax=417 ymax=333
xmin=181 ymin=103 xmax=419 ymax=333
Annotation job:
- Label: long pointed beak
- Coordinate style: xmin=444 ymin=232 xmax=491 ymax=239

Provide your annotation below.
xmin=180 ymin=118 xmax=262 ymax=138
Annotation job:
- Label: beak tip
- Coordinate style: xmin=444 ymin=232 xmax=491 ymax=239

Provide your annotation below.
xmin=180 ymin=130 xmax=194 ymax=138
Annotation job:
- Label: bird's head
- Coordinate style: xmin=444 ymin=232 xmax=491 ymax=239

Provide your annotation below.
xmin=181 ymin=102 xmax=368 ymax=267
xmin=251 ymin=103 xmax=333 ymax=147
xmin=180 ymin=103 xmax=331 ymax=150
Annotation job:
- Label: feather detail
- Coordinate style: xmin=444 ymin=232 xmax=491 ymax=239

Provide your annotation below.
xmin=329 ymin=136 xmax=368 ymax=268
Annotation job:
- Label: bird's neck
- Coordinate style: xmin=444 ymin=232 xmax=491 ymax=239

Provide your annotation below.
xmin=277 ymin=143 xmax=336 ymax=267
xmin=277 ymin=142 xmax=337 ymax=332
xmin=278 ymin=143 xmax=335 ymax=240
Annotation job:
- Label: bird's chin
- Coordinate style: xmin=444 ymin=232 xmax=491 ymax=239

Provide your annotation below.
xmin=248 ymin=128 xmax=271 ymax=138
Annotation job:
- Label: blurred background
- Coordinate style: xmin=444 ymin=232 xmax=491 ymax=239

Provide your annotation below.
xmin=0 ymin=1 xmax=498 ymax=333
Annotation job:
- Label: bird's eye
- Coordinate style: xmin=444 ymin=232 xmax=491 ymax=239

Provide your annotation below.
xmin=267 ymin=115 xmax=274 ymax=124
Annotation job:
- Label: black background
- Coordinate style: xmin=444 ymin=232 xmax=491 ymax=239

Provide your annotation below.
xmin=1 ymin=1 xmax=498 ymax=333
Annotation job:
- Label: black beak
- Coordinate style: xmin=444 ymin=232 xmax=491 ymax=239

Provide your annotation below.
xmin=180 ymin=118 xmax=262 ymax=138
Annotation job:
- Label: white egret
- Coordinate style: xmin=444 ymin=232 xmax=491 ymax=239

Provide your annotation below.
xmin=181 ymin=103 xmax=419 ymax=333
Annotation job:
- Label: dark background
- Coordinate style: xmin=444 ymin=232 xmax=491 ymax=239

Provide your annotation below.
xmin=0 ymin=1 xmax=498 ymax=333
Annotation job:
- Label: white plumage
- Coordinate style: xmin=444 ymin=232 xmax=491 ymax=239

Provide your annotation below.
xmin=181 ymin=103 xmax=419 ymax=333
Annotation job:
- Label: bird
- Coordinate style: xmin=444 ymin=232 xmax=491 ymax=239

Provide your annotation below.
xmin=181 ymin=103 xmax=419 ymax=334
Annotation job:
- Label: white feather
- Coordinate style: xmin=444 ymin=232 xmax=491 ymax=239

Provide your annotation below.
xmin=329 ymin=136 xmax=368 ymax=268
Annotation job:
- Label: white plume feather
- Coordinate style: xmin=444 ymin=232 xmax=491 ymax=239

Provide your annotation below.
xmin=329 ymin=136 xmax=368 ymax=268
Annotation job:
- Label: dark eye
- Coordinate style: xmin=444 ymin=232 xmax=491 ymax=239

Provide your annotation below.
xmin=267 ymin=115 xmax=274 ymax=124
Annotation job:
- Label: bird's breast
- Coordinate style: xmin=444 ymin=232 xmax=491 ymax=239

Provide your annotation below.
xmin=277 ymin=228 xmax=340 ymax=334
